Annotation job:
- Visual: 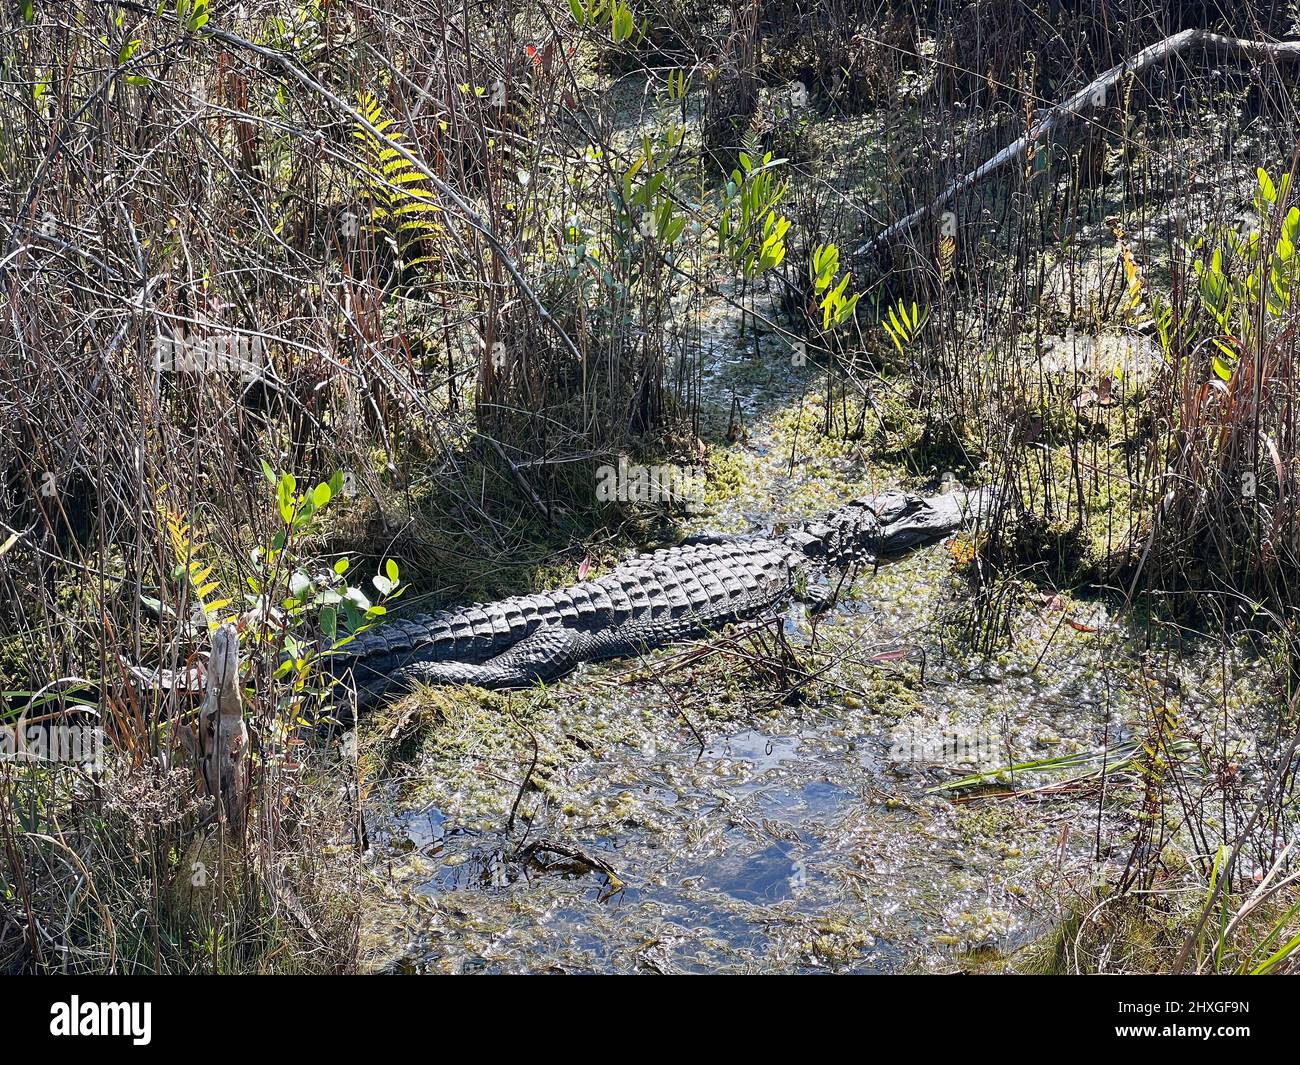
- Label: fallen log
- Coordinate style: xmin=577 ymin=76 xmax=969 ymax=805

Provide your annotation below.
xmin=855 ymin=29 xmax=1300 ymax=256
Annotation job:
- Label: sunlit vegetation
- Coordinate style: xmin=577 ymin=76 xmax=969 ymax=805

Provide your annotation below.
xmin=2 ymin=0 xmax=1299 ymax=975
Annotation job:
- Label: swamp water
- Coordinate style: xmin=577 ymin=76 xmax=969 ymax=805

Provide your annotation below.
xmin=360 ymin=311 xmax=1272 ymax=974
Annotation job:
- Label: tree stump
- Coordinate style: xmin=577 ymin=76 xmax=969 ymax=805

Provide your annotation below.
xmin=199 ymin=624 xmax=250 ymax=839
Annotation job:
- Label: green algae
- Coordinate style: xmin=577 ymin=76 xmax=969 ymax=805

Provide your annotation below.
xmin=357 ymin=63 xmax=1296 ymax=977
xmin=360 ymin=364 xmax=1285 ymax=971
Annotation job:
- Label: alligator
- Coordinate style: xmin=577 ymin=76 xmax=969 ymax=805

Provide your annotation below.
xmin=330 ymin=488 xmax=995 ymax=709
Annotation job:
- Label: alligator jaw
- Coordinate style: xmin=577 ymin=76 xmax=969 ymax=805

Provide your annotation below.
xmin=786 ymin=487 xmax=995 ymax=565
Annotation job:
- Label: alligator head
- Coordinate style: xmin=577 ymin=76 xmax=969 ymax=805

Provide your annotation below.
xmin=785 ymin=486 xmax=998 ymax=565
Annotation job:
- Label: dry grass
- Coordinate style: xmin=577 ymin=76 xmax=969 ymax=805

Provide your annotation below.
xmin=2 ymin=0 xmax=1300 ymax=972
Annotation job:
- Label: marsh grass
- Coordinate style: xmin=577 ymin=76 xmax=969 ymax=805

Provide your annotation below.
xmin=4 ymin=0 xmax=1300 ymax=973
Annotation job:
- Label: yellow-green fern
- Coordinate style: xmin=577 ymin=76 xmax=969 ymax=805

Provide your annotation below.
xmin=353 ymin=92 xmax=442 ymax=269
xmin=160 ymin=502 xmax=236 ymax=630
xmin=881 ymin=298 xmax=927 ymax=357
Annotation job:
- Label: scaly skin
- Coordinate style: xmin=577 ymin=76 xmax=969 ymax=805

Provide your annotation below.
xmin=329 ymin=488 xmax=994 ymax=707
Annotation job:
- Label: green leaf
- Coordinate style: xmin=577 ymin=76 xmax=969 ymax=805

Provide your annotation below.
xmin=883 ymin=321 xmax=904 ymax=356
xmin=344 ymin=587 xmax=372 ymax=611
xmin=1200 ymin=265 xmax=1230 ymax=317
xmin=888 ymin=306 xmax=907 ymax=340
xmin=1258 ymin=168 xmax=1277 ymax=204
xmin=385 ymin=558 xmax=399 ymax=584
xmin=276 ymin=473 xmax=297 ymax=524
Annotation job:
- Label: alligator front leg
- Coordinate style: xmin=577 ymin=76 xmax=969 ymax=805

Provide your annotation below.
xmin=798 ymin=582 xmax=839 ymax=614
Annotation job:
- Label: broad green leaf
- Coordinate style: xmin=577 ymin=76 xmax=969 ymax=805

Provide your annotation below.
xmin=277 ymin=473 xmax=296 ymax=523
xmin=1259 ymin=167 xmax=1277 ymax=204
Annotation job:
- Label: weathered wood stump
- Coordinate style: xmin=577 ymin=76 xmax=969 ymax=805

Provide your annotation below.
xmin=198 ymin=624 xmax=250 ymax=839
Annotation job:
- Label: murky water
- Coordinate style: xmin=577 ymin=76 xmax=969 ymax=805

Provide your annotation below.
xmin=344 ymin=54 xmax=1300 ymax=975
xmin=360 ymin=297 xmax=1270 ymax=974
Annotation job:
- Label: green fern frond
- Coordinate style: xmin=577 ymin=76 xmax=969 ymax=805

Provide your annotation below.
xmin=159 ymin=499 xmax=238 ymax=629
xmin=353 ymin=91 xmax=443 ymax=268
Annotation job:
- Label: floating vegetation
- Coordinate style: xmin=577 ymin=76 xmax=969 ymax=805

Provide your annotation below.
xmin=3 ymin=0 xmax=1300 ymax=982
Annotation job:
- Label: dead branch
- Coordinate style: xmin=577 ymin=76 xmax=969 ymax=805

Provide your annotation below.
xmin=856 ymin=29 xmax=1300 ymax=256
